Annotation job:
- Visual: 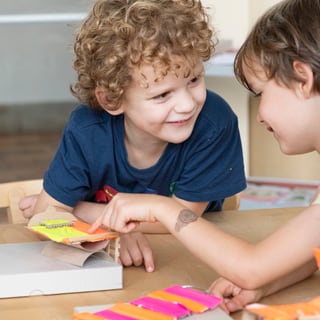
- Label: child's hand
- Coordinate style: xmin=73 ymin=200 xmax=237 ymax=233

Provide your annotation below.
xmin=19 ymin=194 xmax=39 ymax=218
xmin=89 ymin=193 xmax=160 ymax=233
xmin=120 ymin=232 xmax=155 ymax=273
xmin=208 ymin=277 xmax=264 ymax=313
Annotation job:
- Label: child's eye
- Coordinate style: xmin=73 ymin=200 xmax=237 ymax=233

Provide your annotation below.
xmin=189 ymin=74 xmax=203 ymax=85
xmin=190 ymin=77 xmax=199 ymax=83
xmin=153 ymin=91 xmax=169 ymax=100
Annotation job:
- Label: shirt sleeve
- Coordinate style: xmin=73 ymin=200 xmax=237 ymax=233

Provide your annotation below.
xmin=43 ymin=125 xmax=92 ymax=207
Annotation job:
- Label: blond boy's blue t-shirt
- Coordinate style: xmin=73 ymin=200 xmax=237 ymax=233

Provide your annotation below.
xmin=44 ymin=89 xmax=246 ymax=212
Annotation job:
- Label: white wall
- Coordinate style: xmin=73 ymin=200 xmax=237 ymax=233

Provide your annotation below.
xmin=249 ymin=0 xmax=281 ymax=26
xmin=201 ymin=0 xmax=250 ymax=48
xmin=202 ymin=0 xmax=282 ymax=49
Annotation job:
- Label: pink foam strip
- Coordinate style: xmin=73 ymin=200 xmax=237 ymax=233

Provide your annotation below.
xmin=164 ymin=286 xmax=221 ymax=309
xmin=131 ymin=296 xmax=190 ymax=318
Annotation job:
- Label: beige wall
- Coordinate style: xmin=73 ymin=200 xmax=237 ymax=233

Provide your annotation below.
xmin=201 ymin=0 xmax=249 ymax=48
xmin=202 ymin=0 xmax=282 ymax=48
xmin=249 ymin=0 xmax=281 ymax=25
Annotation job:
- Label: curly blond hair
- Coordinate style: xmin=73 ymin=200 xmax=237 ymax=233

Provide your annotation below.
xmin=70 ymin=0 xmax=215 ymax=111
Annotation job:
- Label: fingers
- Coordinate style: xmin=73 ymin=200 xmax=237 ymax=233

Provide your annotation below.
xmin=208 ymin=278 xmax=244 ymax=313
xmin=209 ymin=277 xmax=265 ymax=314
xmin=208 ymin=279 xmax=241 ymax=298
xmin=88 ymin=214 xmax=104 ymax=233
xmin=139 ymin=237 xmax=155 ymax=273
xmin=225 ymin=298 xmax=245 ymax=313
xmin=119 ymin=233 xmax=155 ymax=272
xmin=19 ymin=195 xmax=37 ymax=218
xmin=89 ymin=195 xmax=141 ymax=233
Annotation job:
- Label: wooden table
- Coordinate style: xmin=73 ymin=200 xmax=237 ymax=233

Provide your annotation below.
xmin=0 ymin=207 xmax=319 ymax=319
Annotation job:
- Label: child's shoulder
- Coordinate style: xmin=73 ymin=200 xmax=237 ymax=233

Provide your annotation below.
xmin=67 ymin=104 xmax=113 ymax=130
xmin=200 ymin=89 xmax=237 ymax=125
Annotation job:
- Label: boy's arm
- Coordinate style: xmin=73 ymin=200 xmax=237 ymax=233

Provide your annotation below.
xmin=60 ymin=195 xmax=208 ymax=233
xmin=133 ymin=195 xmax=208 ymax=233
xmin=91 ymin=193 xmax=320 ymax=289
xmin=72 ymin=201 xmax=107 ymax=223
xmin=32 ymin=189 xmax=73 ymax=215
xmin=210 ymin=259 xmax=317 ymax=313
xmin=57 ymin=194 xmax=207 ymax=233
xmin=71 ymin=195 xmax=206 ymax=229
xmin=260 ymin=259 xmax=317 ymax=297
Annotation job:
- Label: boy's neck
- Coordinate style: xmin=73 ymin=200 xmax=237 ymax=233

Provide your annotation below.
xmin=124 ymin=131 xmax=167 ymax=169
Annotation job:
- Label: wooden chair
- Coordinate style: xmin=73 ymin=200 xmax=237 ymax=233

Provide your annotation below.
xmin=0 ymin=179 xmax=43 ymax=224
xmin=222 ymin=193 xmax=241 ymax=211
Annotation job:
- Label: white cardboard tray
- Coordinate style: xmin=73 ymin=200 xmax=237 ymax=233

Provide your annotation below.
xmin=0 ymin=241 xmax=122 ymax=298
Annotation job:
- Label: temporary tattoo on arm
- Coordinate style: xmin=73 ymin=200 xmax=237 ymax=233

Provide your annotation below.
xmin=175 ymin=209 xmax=198 ymax=232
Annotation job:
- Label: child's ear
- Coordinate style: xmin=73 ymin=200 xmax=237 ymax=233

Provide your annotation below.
xmin=95 ymin=87 xmax=124 ymax=115
xmin=293 ymin=60 xmax=314 ymax=98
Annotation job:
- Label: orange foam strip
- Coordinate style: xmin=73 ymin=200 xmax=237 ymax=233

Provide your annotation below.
xmin=246 ymin=300 xmax=320 ymax=320
xmin=109 ymin=302 xmax=173 ymax=320
xmin=313 ymin=248 xmax=320 ymax=269
xmin=73 ymin=220 xmax=112 ymax=235
xmin=148 ymin=290 xmax=208 ymax=313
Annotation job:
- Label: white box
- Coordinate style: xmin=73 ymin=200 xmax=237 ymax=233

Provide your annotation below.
xmin=0 ymin=241 xmax=122 ymax=298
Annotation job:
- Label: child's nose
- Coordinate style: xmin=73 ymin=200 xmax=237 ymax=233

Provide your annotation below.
xmin=174 ymin=90 xmax=196 ymax=113
xmin=256 ymin=112 xmax=264 ymax=124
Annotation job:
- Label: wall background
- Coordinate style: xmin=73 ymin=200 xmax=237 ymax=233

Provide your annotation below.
xmin=202 ymin=0 xmax=280 ymax=48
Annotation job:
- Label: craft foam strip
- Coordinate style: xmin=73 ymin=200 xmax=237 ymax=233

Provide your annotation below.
xmin=313 ymin=248 xmax=320 ymax=269
xmin=29 ymin=220 xmax=118 ymax=244
xmin=130 ymin=296 xmax=190 ymax=318
xmin=148 ymin=290 xmax=208 ymax=313
xmin=41 ymin=219 xmax=74 ymax=228
xmin=109 ymin=302 xmax=173 ymax=320
xmin=164 ymin=285 xmax=222 ymax=309
xmin=31 ymin=224 xmax=87 ymax=242
xmin=95 ymin=308 xmax=137 ymax=320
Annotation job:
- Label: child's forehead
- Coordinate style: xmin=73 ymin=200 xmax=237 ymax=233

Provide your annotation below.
xmin=244 ymin=60 xmax=267 ymax=79
xmin=131 ymin=57 xmax=203 ymax=84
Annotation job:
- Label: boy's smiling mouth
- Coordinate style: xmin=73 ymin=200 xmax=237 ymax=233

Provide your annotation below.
xmin=167 ymin=116 xmax=193 ymax=126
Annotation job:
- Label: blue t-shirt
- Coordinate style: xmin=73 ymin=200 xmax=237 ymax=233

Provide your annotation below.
xmin=44 ymin=89 xmax=246 ymax=212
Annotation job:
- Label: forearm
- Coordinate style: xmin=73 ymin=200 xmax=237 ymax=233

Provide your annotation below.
xmin=96 ymin=193 xmax=320 ymax=289
xmin=260 ymin=259 xmax=317 ymax=297
xmin=73 ymin=201 xmax=106 ymax=224
xmin=33 ymin=190 xmax=72 ymax=214
xmin=135 ymin=221 xmax=169 ymax=233
xmin=154 ymin=200 xmax=320 ymax=288
xmin=135 ymin=196 xmax=207 ymax=234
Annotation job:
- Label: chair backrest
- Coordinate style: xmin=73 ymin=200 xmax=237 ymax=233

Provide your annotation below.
xmin=0 ymin=179 xmax=43 ymax=224
xmin=222 ymin=194 xmax=240 ymax=211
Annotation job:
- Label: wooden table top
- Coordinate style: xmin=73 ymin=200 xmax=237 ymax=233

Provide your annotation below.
xmin=0 ymin=206 xmax=319 ymax=320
